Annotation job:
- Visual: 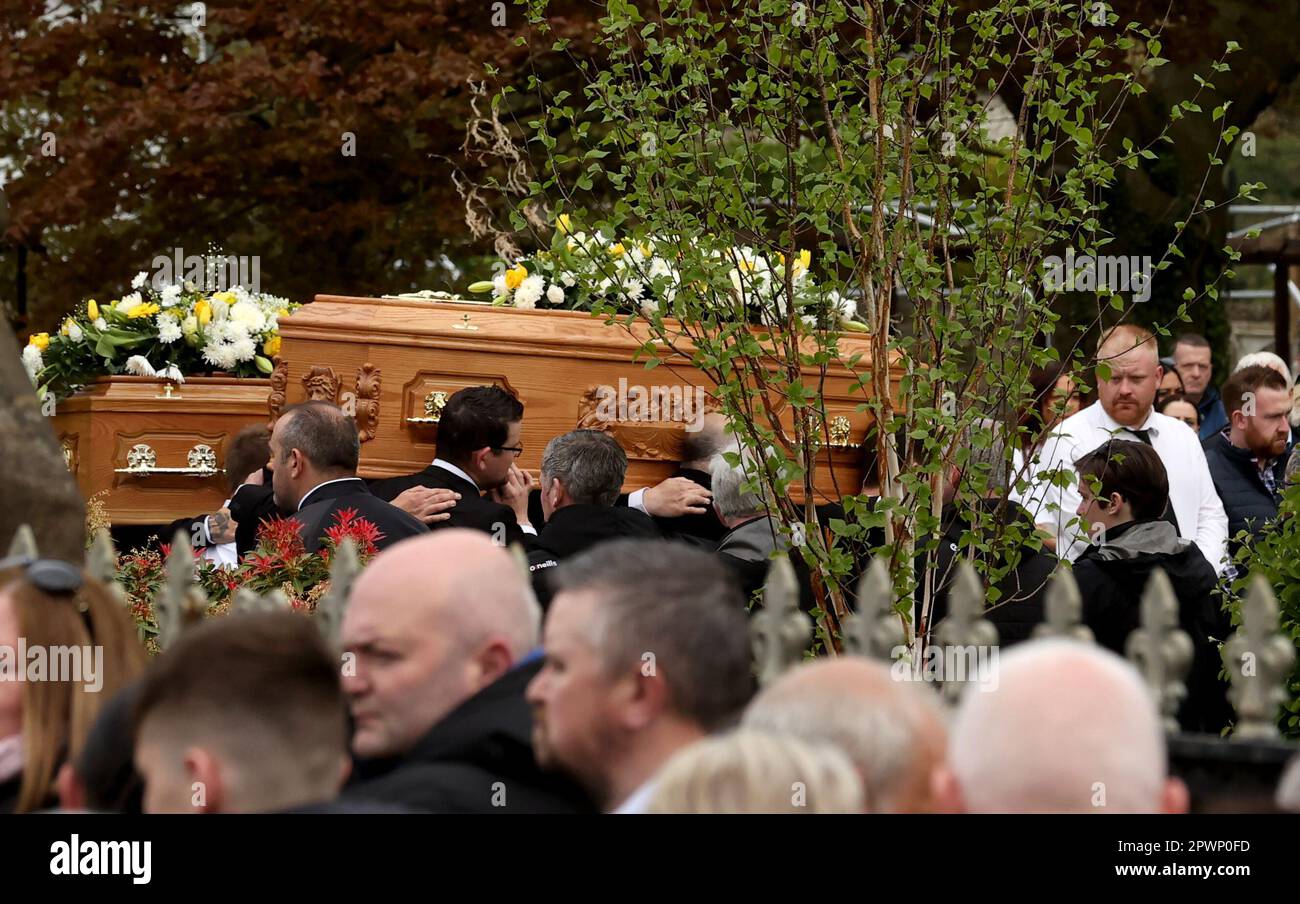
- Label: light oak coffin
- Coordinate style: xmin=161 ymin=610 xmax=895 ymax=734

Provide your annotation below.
xmin=274 ymin=295 xmax=903 ymax=502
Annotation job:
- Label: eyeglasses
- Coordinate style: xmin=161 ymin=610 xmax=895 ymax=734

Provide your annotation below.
xmin=493 ymin=445 xmax=525 ymax=457
xmin=0 ymin=555 xmax=84 ymax=596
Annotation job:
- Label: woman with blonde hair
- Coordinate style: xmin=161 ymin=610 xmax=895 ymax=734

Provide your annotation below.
xmin=0 ymin=558 xmax=146 ymax=812
xmin=646 ymin=730 xmax=865 ymax=814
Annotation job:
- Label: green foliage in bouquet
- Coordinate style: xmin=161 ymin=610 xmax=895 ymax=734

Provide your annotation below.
xmin=22 ymin=272 xmax=298 ymax=401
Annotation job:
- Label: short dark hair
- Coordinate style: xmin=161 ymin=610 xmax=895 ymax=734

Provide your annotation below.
xmin=552 ymin=539 xmax=754 ymax=729
xmin=225 ymin=424 xmax=271 ymax=493
xmin=1156 ymin=393 xmax=1199 ymax=423
xmin=277 ymin=401 xmax=359 ymax=473
xmin=1074 ymin=439 xmax=1169 ymax=521
xmin=133 ymin=613 xmax=347 ymax=802
xmin=1222 ymin=364 xmax=1289 ymax=416
xmin=1174 ymin=332 xmax=1211 ymax=351
xmin=436 ymin=386 xmax=524 ymax=465
xmin=540 ymin=430 xmax=627 ymax=506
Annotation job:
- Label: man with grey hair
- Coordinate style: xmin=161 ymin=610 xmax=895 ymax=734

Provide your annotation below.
xmin=934 ymin=639 xmax=1190 ymax=813
xmin=710 ymin=441 xmax=815 ymax=609
xmin=340 ymin=530 xmax=593 ymax=813
xmin=268 ymin=400 xmax=427 ymax=552
xmin=743 ymin=658 xmax=948 ymax=813
xmin=526 ymin=538 xmax=754 ymax=812
xmin=527 ymin=430 xmax=658 ymax=607
xmin=924 ymin=418 xmax=1056 ymax=645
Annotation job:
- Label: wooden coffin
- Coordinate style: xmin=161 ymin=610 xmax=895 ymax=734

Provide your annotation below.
xmin=51 ymin=376 xmax=270 ymax=525
xmin=274 ymin=296 xmax=903 ymax=502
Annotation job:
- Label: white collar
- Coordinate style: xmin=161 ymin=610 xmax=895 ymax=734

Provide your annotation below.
xmin=610 ymin=778 xmax=658 ymax=814
xmin=1092 ymin=401 xmax=1159 ymax=437
xmin=431 ymin=458 xmax=479 ymax=491
xmin=297 ymin=477 xmax=363 ymax=511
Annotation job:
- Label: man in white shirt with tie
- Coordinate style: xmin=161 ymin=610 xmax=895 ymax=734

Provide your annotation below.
xmin=1019 ymin=323 xmax=1229 ymax=572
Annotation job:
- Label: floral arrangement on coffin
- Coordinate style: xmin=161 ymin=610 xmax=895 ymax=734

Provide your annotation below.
xmin=465 ymin=215 xmax=866 ymax=330
xmin=120 ymin=509 xmax=383 ymax=651
xmin=23 ymin=272 xmax=299 ymax=400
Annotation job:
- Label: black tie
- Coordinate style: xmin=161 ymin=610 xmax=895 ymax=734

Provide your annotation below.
xmin=1121 ymin=427 xmax=1180 ymax=532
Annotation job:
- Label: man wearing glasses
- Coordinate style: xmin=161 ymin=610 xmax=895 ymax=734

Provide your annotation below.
xmin=372 ymin=386 xmax=539 ymax=549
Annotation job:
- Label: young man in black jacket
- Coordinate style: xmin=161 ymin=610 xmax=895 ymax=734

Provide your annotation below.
xmin=1202 ymin=364 xmax=1293 ymax=560
xmin=1071 ymin=439 xmax=1231 ymax=733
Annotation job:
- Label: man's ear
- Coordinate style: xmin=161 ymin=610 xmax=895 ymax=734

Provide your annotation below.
xmin=469 ymin=447 xmax=492 ymax=473
xmin=930 ymin=766 xmax=966 ymax=814
xmin=619 ymin=664 xmax=669 ymax=732
xmin=56 ymin=762 xmax=86 ymax=812
xmin=472 ymin=639 xmax=515 ymax=690
xmin=184 ymin=747 xmax=225 ymax=814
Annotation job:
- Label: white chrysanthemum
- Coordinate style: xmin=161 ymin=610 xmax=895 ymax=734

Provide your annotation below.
xmin=231 ymin=335 xmax=257 ymax=362
xmin=157 ymin=317 xmax=182 ymax=344
xmin=640 ymin=296 xmax=661 ymax=318
xmin=21 ymin=345 xmax=42 ymax=383
xmin=546 ymin=284 xmax=564 ymax=304
xmin=67 ymin=322 xmax=83 ymax=342
xmin=621 ymin=279 xmax=645 ymax=305
xmin=829 ymin=290 xmax=858 ymax=323
xmin=229 ymin=300 xmax=267 ymax=333
xmin=158 ymin=365 xmax=185 ymax=384
xmin=118 ymin=292 xmax=143 ymax=310
xmin=202 ymin=343 xmax=239 ymax=371
xmin=492 ymin=273 xmax=508 ymax=297
xmin=125 ymin=355 xmax=156 ymax=377
xmin=160 ymin=284 xmax=183 ymax=307
xmin=513 ymin=274 xmax=545 ymax=309
xmin=93 ymin=317 xmax=107 ymax=330
xmin=131 ymin=271 xmax=148 ymax=289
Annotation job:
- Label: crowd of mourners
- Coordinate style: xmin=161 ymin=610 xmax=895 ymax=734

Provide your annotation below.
xmin=3 ymin=322 xmax=1300 ymax=814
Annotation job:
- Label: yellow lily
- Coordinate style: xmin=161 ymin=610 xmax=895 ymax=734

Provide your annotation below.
xmin=263 ymin=335 xmax=281 ymax=357
xmin=195 ymin=299 xmax=212 ymax=326
xmin=87 ymin=299 xmax=99 ymax=320
xmin=505 ymin=265 xmax=528 ymax=291
xmin=28 ymin=332 xmax=50 ymax=351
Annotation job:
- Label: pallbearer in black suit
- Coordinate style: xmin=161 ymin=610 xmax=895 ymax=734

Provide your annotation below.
xmin=527 ymin=430 xmax=658 ymax=606
xmin=269 ymin=401 xmax=428 ymax=553
xmin=370 ymin=386 xmax=537 ymax=548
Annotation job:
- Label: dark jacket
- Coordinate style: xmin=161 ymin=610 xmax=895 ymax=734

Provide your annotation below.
xmin=922 ymin=499 xmax=1057 ymax=647
xmin=527 ymin=504 xmax=659 ymax=608
xmin=1202 ymin=432 xmax=1288 ymax=555
xmin=1196 ymin=385 xmax=1229 ymax=440
xmin=616 ymin=467 xmax=727 ymax=549
xmin=295 ymin=479 xmax=428 ymax=553
xmin=716 ymin=516 xmax=818 ymax=613
xmin=340 ymin=658 xmax=595 ymax=814
xmin=227 ymin=483 xmax=284 ymax=557
xmin=370 ymin=464 xmax=534 ymax=550
xmin=1071 ymin=519 xmax=1232 ymax=733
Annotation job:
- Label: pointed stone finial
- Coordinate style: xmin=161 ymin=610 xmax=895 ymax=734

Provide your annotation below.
xmin=155 ymin=529 xmax=207 ymax=649
xmin=842 ymin=556 xmax=906 ymax=662
xmin=7 ymin=524 xmax=37 ymax=559
xmin=86 ymin=529 xmax=127 ymax=607
xmin=1032 ymin=568 xmax=1095 ymax=643
xmin=751 ymin=556 xmax=811 ymax=686
xmin=316 ymin=539 xmax=363 ymax=645
xmin=1223 ymin=575 xmax=1296 ymax=740
xmin=1124 ymin=568 xmax=1193 ymax=732
xmin=231 ymin=586 xmax=292 ymax=614
xmin=933 ymin=560 xmax=999 ymax=703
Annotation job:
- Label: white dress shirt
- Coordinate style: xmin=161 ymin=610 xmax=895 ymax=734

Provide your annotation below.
xmin=1016 ymin=401 xmax=1229 ymax=572
xmin=611 ymin=779 xmax=657 ymax=814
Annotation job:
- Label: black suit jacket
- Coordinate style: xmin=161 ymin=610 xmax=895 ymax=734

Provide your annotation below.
xmin=370 ymin=465 xmax=534 ymax=549
xmin=341 ymin=658 xmax=596 ymax=814
xmin=616 ymin=467 xmax=727 ymax=549
xmin=527 ymin=504 xmax=660 ymax=607
xmin=227 ymin=483 xmax=284 ymax=557
xmin=295 ymin=479 xmax=428 ymax=553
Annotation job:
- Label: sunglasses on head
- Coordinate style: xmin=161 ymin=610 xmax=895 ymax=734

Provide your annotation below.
xmin=0 ymin=555 xmax=85 ymax=597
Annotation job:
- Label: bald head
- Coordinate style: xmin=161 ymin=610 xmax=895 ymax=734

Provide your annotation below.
xmin=340 ymin=530 xmax=541 ymax=758
xmin=946 ymin=640 xmax=1185 ymax=813
xmin=1095 ymin=325 xmax=1162 ymax=427
xmin=742 ymin=658 xmax=948 ymax=813
xmin=681 ymin=412 xmax=732 ymax=469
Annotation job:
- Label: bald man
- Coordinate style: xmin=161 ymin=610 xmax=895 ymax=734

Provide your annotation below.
xmin=742 ymin=658 xmax=948 ymax=813
xmin=936 ymin=639 xmax=1189 ymax=813
xmin=1017 ymin=324 xmax=1228 ymax=570
xmin=338 ymin=530 xmax=594 ymax=813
